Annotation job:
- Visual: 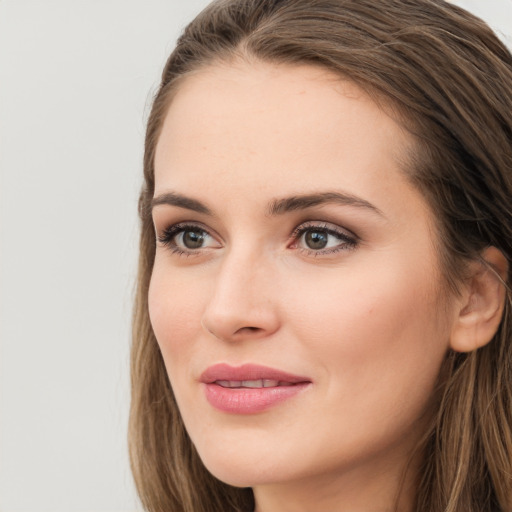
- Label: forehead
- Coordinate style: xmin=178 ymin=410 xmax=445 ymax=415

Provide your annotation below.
xmin=158 ymin=62 xmax=391 ymax=147
xmin=156 ymin=62 xmax=409 ymax=184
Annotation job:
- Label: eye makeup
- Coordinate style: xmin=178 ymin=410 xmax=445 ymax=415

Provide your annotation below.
xmin=156 ymin=219 xmax=358 ymax=259
xmin=289 ymin=221 xmax=358 ymax=257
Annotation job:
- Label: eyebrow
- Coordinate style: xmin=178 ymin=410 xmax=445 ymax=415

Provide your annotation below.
xmin=267 ymin=192 xmax=384 ymax=217
xmin=151 ymin=192 xmax=212 ymax=215
xmin=151 ymin=190 xmax=383 ymax=217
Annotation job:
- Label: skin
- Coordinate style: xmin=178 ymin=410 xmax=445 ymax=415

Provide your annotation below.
xmin=149 ymin=61 xmax=463 ymax=512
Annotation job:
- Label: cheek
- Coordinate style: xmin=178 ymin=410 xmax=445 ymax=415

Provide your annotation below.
xmin=289 ymin=259 xmax=440 ymax=335
xmin=148 ymin=260 xmax=204 ymax=361
xmin=274 ymin=259 xmax=450 ymax=467
xmin=286 ymin=254 xmax=450 ymax=397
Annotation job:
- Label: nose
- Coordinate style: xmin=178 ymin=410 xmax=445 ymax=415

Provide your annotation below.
xmin=201 ymin=248 xmax=280 ymax=343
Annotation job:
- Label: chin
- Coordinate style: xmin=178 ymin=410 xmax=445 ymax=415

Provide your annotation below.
xmin=202 ymin=460 xmax=268 ymax=488
xmin=195 ymin=442 xmax=290 ymax=488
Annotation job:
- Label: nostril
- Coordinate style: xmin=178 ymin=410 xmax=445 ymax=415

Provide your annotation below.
xmin=237 ymin=326 xmax=261 ymax=334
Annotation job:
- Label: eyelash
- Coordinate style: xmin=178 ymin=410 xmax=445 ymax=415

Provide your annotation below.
xmin=157 ymin=221 xmax=358 ymax=257
xmin=290 ymin=222 xmax=358 ymax=256
xmin=157 ymin=223 xmax=214 ymax=257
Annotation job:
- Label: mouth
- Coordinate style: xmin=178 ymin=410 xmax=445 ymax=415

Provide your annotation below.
xmin=215 ymin=379 xmax=296 ymax=388
xmin=200 ymin=364 xmax=311 ymax=414
xmin=200 ymin=363 xmax=310 ymax=384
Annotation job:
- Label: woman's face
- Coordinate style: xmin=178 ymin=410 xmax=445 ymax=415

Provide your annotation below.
xmin=149 ymin=62 xmax=458 ymax=505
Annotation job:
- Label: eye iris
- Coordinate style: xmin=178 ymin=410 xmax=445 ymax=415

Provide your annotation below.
xmin=183 ymin=230 xmax=205 ymax=249
xmin=305 ymin=230 xmax=328 ymax=250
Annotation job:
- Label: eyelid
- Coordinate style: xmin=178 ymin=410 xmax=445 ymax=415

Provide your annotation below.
xmin=291 ymin=220 xmax=357 ymax=238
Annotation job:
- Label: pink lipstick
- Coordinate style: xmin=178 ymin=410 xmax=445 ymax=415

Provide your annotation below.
xmin=200 ymin=363 xmax=311 ymax=414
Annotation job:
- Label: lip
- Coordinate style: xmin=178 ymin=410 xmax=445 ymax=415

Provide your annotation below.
xmin=200 ymin=363 xmax=311 ymax=414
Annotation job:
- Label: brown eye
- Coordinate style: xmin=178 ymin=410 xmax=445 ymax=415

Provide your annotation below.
xmin=182 ymin=229 xmax=206 ymax=249
xmin=304 ymin=230 xmax=328 ymax=250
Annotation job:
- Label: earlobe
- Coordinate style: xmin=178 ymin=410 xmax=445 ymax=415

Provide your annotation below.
xmin=449 ymin=247 xmax=509 ymax=353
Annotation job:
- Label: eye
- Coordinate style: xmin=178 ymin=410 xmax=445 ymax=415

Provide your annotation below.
xmin=302 ymin=230 xmax=331 ymax=250
xmin=178 ymin=229 xmax=209 ymax=249
xmin=291 ymin=222 xmax=357 ymax=255
xmin=157 ymin=223 xmax=220 ymax=255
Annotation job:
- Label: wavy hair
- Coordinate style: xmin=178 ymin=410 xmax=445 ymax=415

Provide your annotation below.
xmin=129 ymin=1 xmax=512 ymax=510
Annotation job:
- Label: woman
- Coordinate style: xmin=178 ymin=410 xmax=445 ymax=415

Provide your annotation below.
xmin=129 ymin=1 xmax=512 ymax=511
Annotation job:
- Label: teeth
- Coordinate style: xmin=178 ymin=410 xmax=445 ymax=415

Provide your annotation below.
xmin=243 ymin=379 xmax=265 ymax=388
xmin=215 ymin=379 xmax=292 ymax=388
xmin=216 ymin=380 xmax=241 ymax=388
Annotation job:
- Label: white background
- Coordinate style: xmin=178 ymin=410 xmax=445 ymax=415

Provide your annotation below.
xmin=0 ymin=1 xmax=510 ymax=511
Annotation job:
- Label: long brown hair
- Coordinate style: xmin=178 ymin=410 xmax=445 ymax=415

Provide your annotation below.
xmin=129 ymin=1 xmax=512 ymax=511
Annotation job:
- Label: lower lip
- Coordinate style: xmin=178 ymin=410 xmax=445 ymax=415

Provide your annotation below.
xmin=204 ymin=383 xmax=310 ymax=414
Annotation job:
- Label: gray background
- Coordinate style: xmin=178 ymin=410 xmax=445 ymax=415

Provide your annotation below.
xmin=0 ymin=1 xmax=510 ymax=511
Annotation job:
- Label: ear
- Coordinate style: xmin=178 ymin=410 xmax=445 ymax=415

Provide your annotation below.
xmin=450 ymin=247 xmax=509 ymax=353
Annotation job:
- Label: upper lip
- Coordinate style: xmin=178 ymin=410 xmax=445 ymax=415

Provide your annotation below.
xmin=200 ymin=363 xmax=311 ymax=384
